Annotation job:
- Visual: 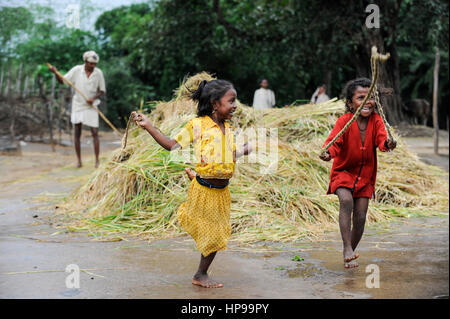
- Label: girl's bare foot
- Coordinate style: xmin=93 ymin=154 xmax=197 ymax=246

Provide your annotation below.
xmin=344 ymin=260 xmax=359 ymax=268
xmin=343 ymin=247 xmax=359 ymax=262
xmin=95 ymin=161 xmax=100 ymax=168
xmin=76 ymin=162 xmax=82 ymax=168
xmin=344 ymin=254 xmax=360 ymax=262
xmin=192 ymin=274 xmax=223 ymax=288
xmin=185 ymin=167 xmax=196 ymax=180
xmin=343 ymin=247 xmax=359 ymax=268
xmin=350 ymin=253 xmax=360 ymax=261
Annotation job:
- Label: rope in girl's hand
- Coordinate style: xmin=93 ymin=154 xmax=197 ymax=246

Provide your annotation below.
xmin=121 ymin=99 xmax=145 ymax=150
xmin=320 ymin=46 xmax=395 ymax=158
xmin=121 ymin=112 xmax=135 ymax=150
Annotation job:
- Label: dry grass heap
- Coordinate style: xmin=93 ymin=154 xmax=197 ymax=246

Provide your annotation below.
xmin=57 ymin=73 xmax=449 ymax=242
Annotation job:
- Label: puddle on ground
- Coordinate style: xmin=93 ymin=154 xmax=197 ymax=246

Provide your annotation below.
xmin=0 ymin=141 xmax=448 ymax=299
xmin=286 ymin=263 xmax=323 ymax=278
xmin=307 ymin=239 xmax=448 ymax=298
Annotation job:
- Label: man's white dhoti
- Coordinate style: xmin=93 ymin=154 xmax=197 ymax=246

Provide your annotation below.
xmin=71 ymin=108 xmax=99 ymax=128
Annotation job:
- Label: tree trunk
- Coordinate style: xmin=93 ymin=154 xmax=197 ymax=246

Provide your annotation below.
xmin=66 ymin=87 xmax=72 ymax=132
xmin=4 ymin=67 xmax=10 ymax=97
xmin=37 ymin=74 xmax=56 ymax=152
xmin=0 ymin=68 xmax=4 ymax=96
xmin=51 ymin=74 xmax=56 ymax=99
xmin=16 ymin=62 xmax=23 ymax=96
xmin=357 ymin=29 xmax=403 ymax=124
xmin=31 ymin=75 xmax=35 ymax=96
xmin=432 ymin=48 xmax=440 ymax=155
xmin=7 ymin=66 xmax=20 ymax=153
xmin=22 ymin=75 xmax=29 ymax=99
xmin=58 ymin=86 xmax=64 ymax=144
xmin=7 ymin=66 xmax=13 ymax=136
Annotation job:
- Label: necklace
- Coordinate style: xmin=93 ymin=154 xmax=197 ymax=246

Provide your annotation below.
xmin=357 ymin=120 xmax=368 ymax=131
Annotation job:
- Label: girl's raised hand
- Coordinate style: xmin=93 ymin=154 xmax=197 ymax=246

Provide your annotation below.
xmin=132 ymin=111 xmax=150 ymax=130
xmin=319 ymin=151 xmax=332 ymax=161
xmin=386 ymin=139 xmax=397 ymax=150
xmin=243 ymin=142 xmax=253 ymax=155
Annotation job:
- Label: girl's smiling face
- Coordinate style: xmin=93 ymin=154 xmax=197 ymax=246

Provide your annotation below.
xmin=349 ymin=86 xmax=375 ymax=118
xmin=213 ymin=88 xmax=237 ymax=121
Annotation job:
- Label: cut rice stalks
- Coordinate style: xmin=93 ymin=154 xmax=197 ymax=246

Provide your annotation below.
xmin=56 ymin=73 xmax=449 ymax=243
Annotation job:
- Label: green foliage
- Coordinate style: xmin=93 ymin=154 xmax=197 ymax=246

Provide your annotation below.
xmin=102 ymin=59 xmax=157 ymax=127
xmin=101 ymin=0 xmax=448 ymax=122
xmin=0 ymin=6 xmax=33 ymax=58
xmin=399 ymin=49 xmax=449 ymax=100
xmin=17 ymin=29 xmax=101 ymax=71
xmin=291 ymin=255 xmax=304 ymax=262
xmin=1 ymin=0 xmax=448 ymax=128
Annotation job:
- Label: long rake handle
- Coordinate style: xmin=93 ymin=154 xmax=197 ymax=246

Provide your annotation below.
xmin=47 ymin=63 xmax=121 ymax=136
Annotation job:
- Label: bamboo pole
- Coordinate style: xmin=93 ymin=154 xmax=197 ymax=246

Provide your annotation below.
xmin=46 ymin=63 xmax=121 ymax=136
xmin=432 ymin=48 xmax=440 ymax=155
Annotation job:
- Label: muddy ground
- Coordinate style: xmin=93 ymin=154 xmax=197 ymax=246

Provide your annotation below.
xmin=0 ymin=128 xmax=448 ymax=299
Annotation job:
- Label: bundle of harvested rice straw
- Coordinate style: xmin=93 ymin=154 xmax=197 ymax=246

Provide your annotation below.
xmin=57 ymin=72 xmax=449 ymax=242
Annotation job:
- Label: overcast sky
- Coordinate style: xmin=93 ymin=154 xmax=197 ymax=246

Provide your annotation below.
xmin=0 ymin=0 xmax=150 ymax=31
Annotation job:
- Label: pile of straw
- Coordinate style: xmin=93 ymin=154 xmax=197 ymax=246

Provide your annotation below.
xmin=57 ymin=73 xmax=449 ymax=242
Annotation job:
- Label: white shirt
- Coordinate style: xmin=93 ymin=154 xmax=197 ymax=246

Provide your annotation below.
xmin=64 ymin=65 xmax=106 ymax=113
xmin=253 ymin=88 xmax=275 ymax=109
xmin=310 ymin=88 xmax=330 ymax=104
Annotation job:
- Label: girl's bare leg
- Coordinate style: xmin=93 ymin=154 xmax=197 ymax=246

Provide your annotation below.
xmin=336 ymin=187 xmax=358 ymax=268
xmin=351 ymin=197 xmax=370 ymax=251
xmin=192 ymin=252 xmax=223 ymax=288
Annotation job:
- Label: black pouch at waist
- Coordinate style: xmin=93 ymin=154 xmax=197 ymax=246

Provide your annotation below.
xmin=196 ymin=175 xmax=229 ymax=189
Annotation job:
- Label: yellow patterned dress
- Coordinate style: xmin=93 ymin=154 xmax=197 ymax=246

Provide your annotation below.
xmin=173 ymin=116 xmax=237 ymax=257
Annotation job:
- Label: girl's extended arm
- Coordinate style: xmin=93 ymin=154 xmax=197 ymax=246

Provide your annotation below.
xmin=322 ymin=116 xmax=346 ymax=159
xmin=236 ymin=142 xmax=252 ymax=158
xmin=132 ymin=112 xmax=180 ymax=151
xmin=374 ymin=115 xmax=396 ymax=151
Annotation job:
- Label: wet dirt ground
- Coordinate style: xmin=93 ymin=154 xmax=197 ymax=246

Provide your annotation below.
xmin=0 ymin=131 xmax=448 ymax=299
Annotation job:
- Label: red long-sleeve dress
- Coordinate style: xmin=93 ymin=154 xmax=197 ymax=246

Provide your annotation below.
xmin=323 ymin=112 xmax=390 ymax=198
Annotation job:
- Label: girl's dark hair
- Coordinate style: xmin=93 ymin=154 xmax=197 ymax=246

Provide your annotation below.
xmin=342 ymin=77 xmax=372 ymax=113
xmin=191 ymin=79 xmax=235 ymax=116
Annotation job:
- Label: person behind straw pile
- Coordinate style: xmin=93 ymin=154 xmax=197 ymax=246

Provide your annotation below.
xmin=132 ymin=80 xmax=251 ymax=288
xmin=319 ymin=78 xmax=397 ymax=268
xmin=252 ymin=78 xmax=275 ymax=109
xmin=49 ymin=51 xmax=106 ymax=168
xmin=310 ymin=84 xmax=330 ymax=104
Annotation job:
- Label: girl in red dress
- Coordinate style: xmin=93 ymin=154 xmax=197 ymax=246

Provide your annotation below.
xmin=320 ymin=78 xmax=397 ymax=268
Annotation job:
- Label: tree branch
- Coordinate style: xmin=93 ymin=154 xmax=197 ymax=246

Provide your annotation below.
xmin=212 ymin=0 xmax=247 ymax=38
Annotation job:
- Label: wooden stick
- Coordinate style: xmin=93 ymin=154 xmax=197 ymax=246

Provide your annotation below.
xmin=432 ymin=48 xmax=440 ymax=155
xmin=46 ymin=63 xmax=121 ymax=136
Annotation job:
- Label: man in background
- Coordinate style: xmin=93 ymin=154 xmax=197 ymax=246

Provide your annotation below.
xmin=311 ymin=84 xmax=330 ymax=104
xmin=253 ymin=78 xmax=276 ymax=109
xmin=49 ymin=51 xmax=106 ymax=168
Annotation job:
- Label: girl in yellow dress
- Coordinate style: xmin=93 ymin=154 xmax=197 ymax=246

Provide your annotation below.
xmin=132 ymin=80 xmax=251 ymax=288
